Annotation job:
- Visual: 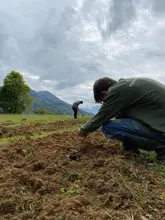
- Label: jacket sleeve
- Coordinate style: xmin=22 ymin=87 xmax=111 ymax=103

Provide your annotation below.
xmin=80 ymin=87 xmax=131 ymax=133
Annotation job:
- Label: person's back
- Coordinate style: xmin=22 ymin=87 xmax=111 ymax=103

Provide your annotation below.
xmin=72 ymin=100 xmax=83 ymax=119
xmin=72 ymin=101 xmax=83 ymax=109
xmin=113 ymin=77 xmax=165 ymax=135
xmin=78 ymin=77 xmax=165 ymax=164
xmin=80 ymin=77 xmax=165 ymax=134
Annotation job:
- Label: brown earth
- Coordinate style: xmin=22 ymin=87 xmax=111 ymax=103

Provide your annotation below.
xmin=0 ymin=120 xmax=85 ymax=138
xmin=0 ymin=120 xmax=165 ymax=220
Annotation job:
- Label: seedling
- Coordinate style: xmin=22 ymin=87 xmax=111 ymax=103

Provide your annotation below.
xmin=60 ymin=180 xmax=81 ymax=196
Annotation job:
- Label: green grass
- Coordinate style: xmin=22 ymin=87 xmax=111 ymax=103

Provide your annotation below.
xmin=0 ymin=114 xmax=90 ymax=146
xmin=0 ymin=136 xmax=25 ymax=146
xmin=0 ymin=126 xmax=80 ymax=146
xmin=60 ymin=180 xmax=81 ymax=197
xmin=152 ymin=165 xmax=165 ymax=178
xmin=31 ymin=126 xmax=79 ymax=139
xmin=0 ymin=114 xmax=90 ymax=125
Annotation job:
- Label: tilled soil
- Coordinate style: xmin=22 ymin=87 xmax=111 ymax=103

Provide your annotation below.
xmin=0 ymin=119 xmax=85 ymax=138
xmin=0 ymin=121 xmax=165 ymax=220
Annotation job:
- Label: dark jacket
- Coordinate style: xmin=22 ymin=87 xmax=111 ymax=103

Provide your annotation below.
xmin=80 ymin=77 xmax=165 ymax=136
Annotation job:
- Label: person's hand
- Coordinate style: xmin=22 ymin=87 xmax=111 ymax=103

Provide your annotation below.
xmin=78 ymin=130 xmax=88 ymax=137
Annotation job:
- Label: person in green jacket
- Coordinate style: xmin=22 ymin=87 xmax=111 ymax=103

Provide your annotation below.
xmin=78 ymin=77 xmax=165 ymax=164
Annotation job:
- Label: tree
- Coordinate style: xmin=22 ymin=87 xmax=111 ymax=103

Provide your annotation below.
xmin=0 ymin=71 xmax=33 ymax=113
xmin=34 ymin=106 xmax=47 ymax=115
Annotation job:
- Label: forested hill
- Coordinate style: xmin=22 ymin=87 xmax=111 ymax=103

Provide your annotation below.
xmin=29 ymin=90 xmax=93 ymax=115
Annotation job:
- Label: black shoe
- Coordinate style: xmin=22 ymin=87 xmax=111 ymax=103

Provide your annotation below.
xmin=122 ymin=141 xmax=140 ymax=154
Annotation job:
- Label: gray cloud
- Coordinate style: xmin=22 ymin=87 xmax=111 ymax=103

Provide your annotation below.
xmin=0 ymin=0 xmax=165 ymax=107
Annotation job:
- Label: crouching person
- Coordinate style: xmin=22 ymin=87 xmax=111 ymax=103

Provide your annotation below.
xmin=78 ymin=77 xmax=165 ymax=165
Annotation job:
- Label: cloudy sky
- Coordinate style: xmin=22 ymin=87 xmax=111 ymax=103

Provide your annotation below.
xmin=0 ymin=0 xmax=165 ymax=108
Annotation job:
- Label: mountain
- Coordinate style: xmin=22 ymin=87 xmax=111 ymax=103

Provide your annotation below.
xmin=29 ymin=90 xmax=93 ymax=115
xmin=82 ymin=105 xmax=101 ymax=114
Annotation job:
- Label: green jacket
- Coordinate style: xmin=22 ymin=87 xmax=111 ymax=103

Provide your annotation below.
xmin=80 ymin=77 xmax=165 ymax=136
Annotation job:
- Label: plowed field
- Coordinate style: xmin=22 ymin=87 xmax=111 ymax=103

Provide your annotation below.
xmin=0 ymin=119 xmax=165 ymax=220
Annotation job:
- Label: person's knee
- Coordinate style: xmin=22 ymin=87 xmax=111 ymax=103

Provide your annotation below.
xmin=102 ymin=120 xmax=116 ymax=135
xmin=102 ymin=119 xmax=127 ymax=141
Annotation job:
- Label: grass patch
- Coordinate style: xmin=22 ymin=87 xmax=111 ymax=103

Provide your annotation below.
xmin=152 ymin=165 xmax=165 ymax=178
xmin=60 ymin=180 xmax=81 ymax=197
xmin=0 ymin=114 xmax=91 ymax=125
xmin=31 ymin=131 xmax=56 ymax=139
xmin=0 ymin=114 xmax=72 ymax=124
xmin=139 ymin=149 xmax=157 ymax=163
xmin=152 ymin=165 xmax=165 ymax=189
xmin=31 ymin=126 xmax=79 ymax=139
xmin=0 ymin=127 xmax=80 ymax=146
xmin=0 ymin=136 xmax=25 ymax=146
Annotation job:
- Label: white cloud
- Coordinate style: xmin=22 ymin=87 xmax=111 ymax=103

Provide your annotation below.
xmin=0 ymin=0 xmax=165 ymax=107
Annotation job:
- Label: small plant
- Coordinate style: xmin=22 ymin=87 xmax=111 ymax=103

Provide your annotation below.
xmin=60 ymin=180 xmax=81 ymax=196
xmin=152 ymin=164 xmax=165 ymax=188
xmin=152 ymin=165 xmax=165 ymax=178
xmin=161 ymin=179 xmax=165 ymax=187
xmin=140 ymin=150 xmax=157 ymax=163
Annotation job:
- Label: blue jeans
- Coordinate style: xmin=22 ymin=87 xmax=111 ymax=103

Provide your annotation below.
xmin=102 ymin=118 xmax=165 ymax=160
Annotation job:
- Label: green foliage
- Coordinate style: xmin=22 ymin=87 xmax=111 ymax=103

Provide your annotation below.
xmin=60 ymin=180 xmax=81 ymax=196
xmin=161 ymin=179 xmax=165 ymax=187
xmin=0 ymin=71 xmax=33 ymax=113
xmin=140 ymin=150 xmax=157 ymax=163
xmin=34 ymin=106 xmax=47 ymax=115
xmin=152 ymin=165 xmax=165 ymax=178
